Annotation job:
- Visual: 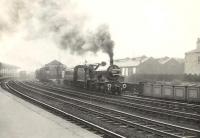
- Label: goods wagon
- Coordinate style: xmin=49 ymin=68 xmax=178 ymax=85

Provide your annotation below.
xmin=140 ymin=82 xmax=200 ymax=103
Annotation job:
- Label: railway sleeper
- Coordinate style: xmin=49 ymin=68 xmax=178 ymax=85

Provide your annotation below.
xmin=22 ymin=81 xmax=200 ymax=124
xmin=10 ymin=81 xmax=200 ymax=137
xmin=119 ymin=125 xmax=128 ymax=128
xmin=6 ymin=84 xmax=126 ymax=138
xmin=134 ymin=130 xmax=154 ymax=138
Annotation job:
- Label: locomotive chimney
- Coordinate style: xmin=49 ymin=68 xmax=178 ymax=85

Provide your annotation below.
xmin=110 ymin=57 xmax=113 ymax=65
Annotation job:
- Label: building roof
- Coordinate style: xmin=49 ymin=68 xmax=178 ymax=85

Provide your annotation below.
xmin=186 ymin=48 xmax=200 ymax=54
xmin=174 ymin=58 xmax=184 ymax=64
xmin=0 ymin=62 xmax=19 ymax=69
xmin=45 ymin=60 xmax=65 ymax=66
xmin=185 ymin=38 xmax=200 ymax=54
xmin=156 ymin=57 xmax=184 ymax=64
xmin=114 ymin=57 xmax=130 ymax=62
xmin=157 ymin=57 xmax=171 ymax=64
xmin=114 ymin=56 xmax=184 ymax=67
xmin=114 ymin=56 xmax=151 ymax=67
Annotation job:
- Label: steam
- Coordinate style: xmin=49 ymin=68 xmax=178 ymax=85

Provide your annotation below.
xmin=59 ymin=27 xmax=86 ymax=55
xmin=59 ymin=24 xmax=114 ymax=64
xmin=0 ymin=0 xmax=20 ymax=35
xmin=0 ymin=0 xmax=115 ymax=65
xmin=91 ymin=25 xmax=114 ymax=64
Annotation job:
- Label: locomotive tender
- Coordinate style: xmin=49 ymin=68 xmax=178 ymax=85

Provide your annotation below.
xmin=64 ymin=61 xmax=127 ymax=95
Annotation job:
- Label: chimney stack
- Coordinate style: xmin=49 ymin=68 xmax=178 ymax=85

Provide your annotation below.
xmin=197 ymin=38 xmax=200 ymax=49
xmin=110 ymin=58 xmax=113 ymax=65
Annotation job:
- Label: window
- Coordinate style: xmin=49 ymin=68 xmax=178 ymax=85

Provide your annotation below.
xmin=122 ymin=68 xmax=125 ymax=76
xmin=125 ymin=68 xmax=128 ymax=76
xmin=198 ymin=56 xmax=200 ymax=64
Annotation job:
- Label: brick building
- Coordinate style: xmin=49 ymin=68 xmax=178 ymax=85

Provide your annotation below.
xmin=114 ymin=56 xmax=184 ymax=77
xmin=0 ymin=62 xmax=19 ymax=77
xmin=185 ymin=38 xmax=200 ymax=75
xmin=157 ymin=57 xmax=184 ymax=74
xmin=43 ymin=60 xmax=66 ymax=79
xmin=114 ymin=56 xmax=161 ymax=76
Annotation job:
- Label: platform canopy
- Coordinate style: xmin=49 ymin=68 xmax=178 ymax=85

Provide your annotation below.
xmin=0 ymin=62 xmax=19 ymax=69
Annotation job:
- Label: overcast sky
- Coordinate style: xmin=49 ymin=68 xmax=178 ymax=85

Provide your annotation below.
xmin=0 ymin=0 xmax=200 ymax=71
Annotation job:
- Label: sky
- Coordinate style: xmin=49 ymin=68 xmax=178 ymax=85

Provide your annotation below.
xmin=0 ymin=0 xmax=200 ymax=71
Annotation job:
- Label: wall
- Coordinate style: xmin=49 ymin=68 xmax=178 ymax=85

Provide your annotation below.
xmin=45 ymin=65 xmax=65 ymax=79
xmin=136 ymin=58 xmax=161 ymax=74
xmin=161 ymin=59 xmax=184 ymax=74
xmin=117 ymin=57 xmax=184 ymax=76
xmin=185 ymin=52 xmax=200 ymax=75
xmin=125 ymin=74 xmax=184 ymax=83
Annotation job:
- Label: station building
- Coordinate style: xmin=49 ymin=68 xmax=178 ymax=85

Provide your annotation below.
xmin=185 ymin=38 xmax=200 ymax=75
xmin=0 ymin=62 xmax=19 ymax=77
xmin=43 ymin=60 xmax=66 ymax=79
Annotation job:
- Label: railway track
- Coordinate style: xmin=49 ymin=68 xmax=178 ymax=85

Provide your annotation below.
xmin=121 ymin=95 xmax=200 ymax=114
xmin=32 ymin=81 xmax=200 ymax=115
xmin=1 ymin=81 xmax=125 ymax=138
xmin=3 ymin=80 xmax=200 ymax=138
xmin=25 ymin=81 xmax=200 ymax=129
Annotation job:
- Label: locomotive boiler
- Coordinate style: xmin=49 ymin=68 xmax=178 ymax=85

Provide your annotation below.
xmin=64 ymin=61 xmax=127 ymax=95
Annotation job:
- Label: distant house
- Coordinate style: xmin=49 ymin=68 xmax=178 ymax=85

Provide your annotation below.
xmin=0 ymin=62 xmax=19 ymax=77
xmin=185 ymin=38 xmax=200 ymax=75
xmin=44 ymin=60 xmax=66 ymax=79
xmin=114 ymin=56 xmax=161 ymax=76
xmin=157 ymin=57 xmax=184 ymax=74
xmin=114 ymin=56 xmax=184 ymax=76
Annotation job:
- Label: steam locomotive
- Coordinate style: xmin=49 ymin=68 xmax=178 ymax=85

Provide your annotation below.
xmin=64 ymin=61 xmax=127 ymax=95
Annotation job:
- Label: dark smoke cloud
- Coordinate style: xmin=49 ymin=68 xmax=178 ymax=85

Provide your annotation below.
xmin=26 ymin=0 xmax=115 ymax=59
xmin=91 ymin=25 xmax=114 ymax=61
xmin=60 ymin=27 xmax=86 ymax=55
xmin=59 ymin=24 xmax=114 ymax=61
xmin=10 ymin=0 xmax=25 ymax=23
xmin=0 ymin=20 xmax=9 ymax=32
xmin=0 ymin=0 xmax=115 ymax=62
xmin=0 ymin=0 xmax=31 ymax=36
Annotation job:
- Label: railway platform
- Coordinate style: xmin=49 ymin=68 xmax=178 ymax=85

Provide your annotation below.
xmin=0 ymin=87 xmax=101 ymax=138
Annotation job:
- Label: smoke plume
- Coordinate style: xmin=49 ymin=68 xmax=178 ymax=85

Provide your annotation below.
xmin=0 ymin=0 xmax=115 ymax=64
xmin=91 ymin=25 xmax=114 ymax=64
xmin=59 ymin=24 xmax=114 ymax=64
